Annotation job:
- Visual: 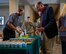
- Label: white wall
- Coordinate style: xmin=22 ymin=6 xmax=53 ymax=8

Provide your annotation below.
xmin=29 ymin=0 xmax=60 ymax=4
xmin=0 ymin=6 xmax=9 ymax=30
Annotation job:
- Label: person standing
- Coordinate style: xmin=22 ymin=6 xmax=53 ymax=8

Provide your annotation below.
xmin=3 ymin=8 xmax=24 ymax=41
xmin=35 ymin=2 xmax=58 ymax=54
xmin=59 ymin=4 xmax=66 ymax=54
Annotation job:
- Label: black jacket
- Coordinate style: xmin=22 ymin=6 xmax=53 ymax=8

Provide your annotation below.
xmin=41 ymin=6 xmax=58 ymax=39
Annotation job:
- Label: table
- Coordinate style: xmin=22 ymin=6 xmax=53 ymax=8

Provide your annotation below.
xmin=0 ymin=36 xmax=41 ymax=54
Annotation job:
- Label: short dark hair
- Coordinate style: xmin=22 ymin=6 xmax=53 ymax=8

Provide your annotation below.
xmin=37 ymin=1 xmax=43 ymax=5
xmin=44 ymin=4 xmax=48 ymax=6
xmin=18 ymin=8 xmax=23 ymax=12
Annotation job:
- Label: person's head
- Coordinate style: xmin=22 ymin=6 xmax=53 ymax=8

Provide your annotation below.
xmin=26 ymin=16 xmax=30 ymax=22
xmin=18 ymin=8 xmax=24 ymax=16
xmin=36 ymin=1 xmax=44 ymax=12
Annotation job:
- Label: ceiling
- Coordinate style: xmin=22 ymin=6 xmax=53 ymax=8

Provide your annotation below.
xmin=0 ymin=0 xmax=60 ymax=6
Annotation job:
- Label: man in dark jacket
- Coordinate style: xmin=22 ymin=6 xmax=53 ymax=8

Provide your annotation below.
xmin=35 ymin=2 xmax=58 ymax=54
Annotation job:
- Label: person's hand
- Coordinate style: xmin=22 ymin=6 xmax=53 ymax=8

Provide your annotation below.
xmin=19 ymin=30 xmax=23 ymax=34
xmin=60 ymin=26 xmax=66 ymax=31
xmin=16 ymin=29 xmax=23 ymax=34
xmin=35 ymin=30 xmax=39 ymax=35
xmin=36 ymin=27 xmax=44 ymax=32
xmin=16 ymin=26 xmax=23 ymax=34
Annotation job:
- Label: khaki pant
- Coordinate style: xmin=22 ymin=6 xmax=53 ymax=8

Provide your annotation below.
xmin=41 ymin=35 xmax=56 ymax=54
xmin=45 ymin=37 xmax=55 ymax=54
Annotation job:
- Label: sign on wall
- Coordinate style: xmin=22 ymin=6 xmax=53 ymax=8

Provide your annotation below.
xmin=0 ymin=16 xmax=4 ymax=25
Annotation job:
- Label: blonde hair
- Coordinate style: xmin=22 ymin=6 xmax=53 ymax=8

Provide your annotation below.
xmin=60 ymin=4 xmax=66 ymax=17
